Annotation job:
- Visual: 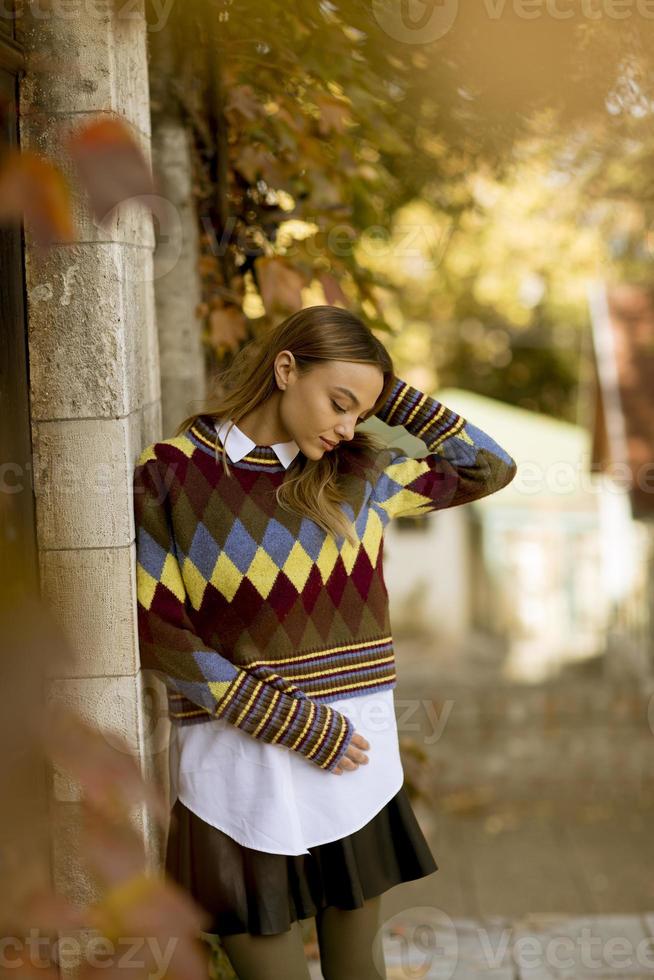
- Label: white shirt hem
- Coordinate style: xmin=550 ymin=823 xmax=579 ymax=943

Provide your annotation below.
xmin=175 ymin=765 xmax=405 ymax=856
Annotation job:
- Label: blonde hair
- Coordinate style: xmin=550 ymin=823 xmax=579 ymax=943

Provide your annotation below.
xmin=175 ymin=306 xmax=396 ymax=545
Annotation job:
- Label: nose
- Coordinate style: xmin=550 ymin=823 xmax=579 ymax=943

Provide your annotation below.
xmin=335 ymin=420 xmax=355 ymax=441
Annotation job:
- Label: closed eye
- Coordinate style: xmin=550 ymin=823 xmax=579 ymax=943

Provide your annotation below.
xmin=332 ymin=399 xmax=366 ymax=424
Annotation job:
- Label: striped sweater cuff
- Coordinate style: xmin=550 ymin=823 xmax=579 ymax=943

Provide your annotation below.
xmin=214 ymin=672 xmax=355 ymax=772
xmin=375 ymin=377 xmax=465 ymax=451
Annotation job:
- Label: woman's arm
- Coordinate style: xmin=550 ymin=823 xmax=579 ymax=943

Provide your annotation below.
xmin=133 ymin=450 xmax=354 ymax=773
xmin=370 ymin=375 xmax=517 ymax=520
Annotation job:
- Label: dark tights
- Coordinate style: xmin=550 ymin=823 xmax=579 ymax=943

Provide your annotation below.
xmin=218 ymin=894 xmax=387 ymax=980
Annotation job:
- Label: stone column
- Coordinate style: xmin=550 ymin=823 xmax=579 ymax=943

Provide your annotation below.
xmin=148 ymin=15 xmax=207 ymax=437
xmin=151 ymin=117 xmax=207 ymax=437
xmin=17 ymin=0 xmax=169 ymax=921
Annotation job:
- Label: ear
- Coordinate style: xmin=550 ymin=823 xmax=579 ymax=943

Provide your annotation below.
xmin=274 ymin=349 xmax=296 ymax=389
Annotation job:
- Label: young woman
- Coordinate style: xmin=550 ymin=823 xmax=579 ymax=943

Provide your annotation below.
xmin=133 ymin=305 xmax=517 ymax=980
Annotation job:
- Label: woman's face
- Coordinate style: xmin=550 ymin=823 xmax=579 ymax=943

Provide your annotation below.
xmin=275 ymin=354 xmax=385 ymax=461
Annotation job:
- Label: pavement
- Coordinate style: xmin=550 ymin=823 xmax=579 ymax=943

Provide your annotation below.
xmin=307 ymin=911 xmax=654 ymax=978
xmin=306 ymin=631 xmax=654 ymax=978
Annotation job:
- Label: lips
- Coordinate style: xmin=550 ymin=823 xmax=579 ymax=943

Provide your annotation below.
xmin=320 ymin=437 xmax=337 ymax=449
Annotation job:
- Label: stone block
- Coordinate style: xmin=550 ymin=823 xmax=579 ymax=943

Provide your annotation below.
xmin=51 ymin=801 xmax=103 ymax=908
xmin=26 ymin=242 xmax=156 ymax=420
xmin=47 ymin=673 xmax=143 ymax=801
xmin=47 ymin=671 xmax=171 ymax=808
xmin=47 ymin=670 xmax=171 ymax=890
xmin=32 ymin=416 xmax=134 ymax=550
xmin=20 ymin=111 xmax=155 ymax=250
xmin=17 ymin=0 xmax=152 ymax=140
xmin=40 ymin=544 xmax=139 ymax=679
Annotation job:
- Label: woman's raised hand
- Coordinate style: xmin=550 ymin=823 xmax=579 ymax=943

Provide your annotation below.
xmin=332 ymin=732 xmax=370 ymax=774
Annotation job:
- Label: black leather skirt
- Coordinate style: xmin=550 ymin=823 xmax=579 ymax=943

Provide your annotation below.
xmin=164 ymin=780 xmax=439 ymax=937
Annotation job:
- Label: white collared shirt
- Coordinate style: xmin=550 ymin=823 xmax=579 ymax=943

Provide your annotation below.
xmin=168 ymin=419 xmax=404 ymax=855
xmin=214 ymin=417 xmax=301 ymax=469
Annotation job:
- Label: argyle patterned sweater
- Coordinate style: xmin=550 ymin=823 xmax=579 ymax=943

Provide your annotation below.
xmin=133 ymin=377 xmax=517 ymax=773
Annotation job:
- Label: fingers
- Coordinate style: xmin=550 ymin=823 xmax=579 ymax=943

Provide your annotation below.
xmin=332 ymin=732 xmax=370 ymax=774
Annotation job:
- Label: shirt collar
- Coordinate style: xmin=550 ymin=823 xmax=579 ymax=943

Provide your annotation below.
xmin=214 ymin=418 xmax=300 ymax=469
